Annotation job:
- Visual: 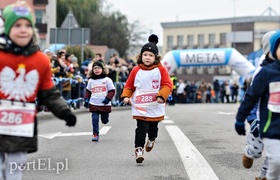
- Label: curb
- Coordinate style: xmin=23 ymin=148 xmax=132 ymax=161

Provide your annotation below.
xmin=37 ymin=106 xmax=131 ymax=120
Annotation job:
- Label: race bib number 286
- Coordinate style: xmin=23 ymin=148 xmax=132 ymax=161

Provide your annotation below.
xmin=0 ymin=100 xmax=35 ymax=137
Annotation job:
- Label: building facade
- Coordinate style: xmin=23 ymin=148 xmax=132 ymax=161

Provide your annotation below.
xmin=160 ymin=15 xmax=280 ymax=82
xmin=0 ymin=0 xmax=56 ymax=49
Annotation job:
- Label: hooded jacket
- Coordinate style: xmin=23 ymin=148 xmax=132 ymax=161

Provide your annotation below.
xmin=246 ymin=56 xmax=275 ymax=122
xmin=236 ymin=59 xmax=280 ymax=139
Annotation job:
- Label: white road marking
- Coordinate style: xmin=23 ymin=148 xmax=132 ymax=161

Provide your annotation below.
xmin=165 ymin=125 xmax=219 ymax=180
xmin=39 ymin=126 xmax=111 ymax=139
xmin=39 ymin=132 xmax=62 ymax=139
xmin=162 ymin=120 xmax=174 ymax=124
xmin=99 ymin=126 xmax=111 ymax=134
xmin=57 ymin=132 xmax=92 ymax=137
xmin=216 ymin=111 xmax=235 ymax=115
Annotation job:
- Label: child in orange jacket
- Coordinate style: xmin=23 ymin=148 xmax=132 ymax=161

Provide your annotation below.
xmin=121 ymin=34 xmax=173 ymax=163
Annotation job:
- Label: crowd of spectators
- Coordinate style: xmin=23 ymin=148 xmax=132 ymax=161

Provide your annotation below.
xmin=43 ymin=49 xmax=137 ymax=108
xmin=43 ymin=48 xmax=245 ymax=107
xmin=169 ymin=78 xmax=244 ymax=104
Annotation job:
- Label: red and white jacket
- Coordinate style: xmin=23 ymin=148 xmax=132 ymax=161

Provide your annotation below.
xmin=121 ymin=63 xmax=173 ymax=121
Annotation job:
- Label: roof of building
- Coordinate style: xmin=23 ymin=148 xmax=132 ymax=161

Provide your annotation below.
xmin=87 ymin=45 xmax=109 ymax=60
xmin=161 ymin=16 xmax=280 ymax=28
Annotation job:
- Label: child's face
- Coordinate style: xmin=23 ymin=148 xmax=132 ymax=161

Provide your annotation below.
xmin=9 ymin=18 xmax=33 ymax=47
xmin=142 ymin=51 xmax=155 ymax=66
xmin=93 ymin=66 xmax=102 ymax=75
xmin=276 ymin=44 xmax=280 ymax=60
xmin=45 ymin=52 xmax=52 ymax=59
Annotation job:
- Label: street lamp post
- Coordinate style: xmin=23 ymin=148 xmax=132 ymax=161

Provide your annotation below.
xmin=233 ymin=0 xmax=236 ymax=49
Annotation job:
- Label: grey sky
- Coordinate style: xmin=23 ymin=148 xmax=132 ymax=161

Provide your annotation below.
xmin=105 ymin=0 xmax=280 ymax=45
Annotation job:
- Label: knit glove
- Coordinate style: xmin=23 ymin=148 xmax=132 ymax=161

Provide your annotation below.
xmin=235 ymin=121 xmax=246 ymax=135
xmin=102 ymin=97 xmax=110 ymax=105
xmin=84 ymin=99 xmax=89 ymax=108
xmin=250 ymin=119 xmax=260 ymax=138
xmin=167 ymin=94 xmax=173 ymax=101
xmin=62 ymin=111 xmax=77 ymax=127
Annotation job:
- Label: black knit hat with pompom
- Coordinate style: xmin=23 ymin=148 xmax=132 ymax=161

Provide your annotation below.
xmin=92 ymin=60 xmax=104 ymax=69
xmin=140 ymin=34 xmax=159 ymax=55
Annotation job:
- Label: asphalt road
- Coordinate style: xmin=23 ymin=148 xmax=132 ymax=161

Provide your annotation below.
xmin=22 ymin=104 xmax=264 ymax=180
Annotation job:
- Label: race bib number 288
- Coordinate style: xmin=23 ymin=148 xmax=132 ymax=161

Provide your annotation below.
xmin=134 ymin=89 xmax=158 ymax=108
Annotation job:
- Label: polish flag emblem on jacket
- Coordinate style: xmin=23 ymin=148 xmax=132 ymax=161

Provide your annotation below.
xmin=152 ymin=80 xmax=159 ymax=89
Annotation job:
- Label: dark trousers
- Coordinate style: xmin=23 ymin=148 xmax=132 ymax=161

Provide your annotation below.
xmin=177 ymin=93 xmax=185 ymax=103
xmin=135 ymin=120 xmax=159 ymax=148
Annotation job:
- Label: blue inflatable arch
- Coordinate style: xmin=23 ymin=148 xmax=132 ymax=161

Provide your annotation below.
xmin=162 ymin=48 xmax=256 ymax=76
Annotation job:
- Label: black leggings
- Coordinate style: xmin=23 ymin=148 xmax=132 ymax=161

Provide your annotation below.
xmin=135 ymin=120 xmax=159 ymax=148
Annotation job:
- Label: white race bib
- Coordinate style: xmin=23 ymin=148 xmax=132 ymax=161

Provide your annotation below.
xmin=0 ymin=100 xmax=35 ymax=137
xmin=268 ymin=82 xmax=280 ymax=113
xmin=133 ymin=89 xmax=158 ymax=108
xmin=91 ymin=84 xmax=107 ymax=97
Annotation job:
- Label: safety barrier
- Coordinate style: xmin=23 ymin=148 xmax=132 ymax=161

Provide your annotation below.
xmin=37 ymin=77 xmax=127 ymax=112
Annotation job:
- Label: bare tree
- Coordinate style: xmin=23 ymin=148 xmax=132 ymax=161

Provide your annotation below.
xmin=57 ymin=0 xmax=147 ymax=59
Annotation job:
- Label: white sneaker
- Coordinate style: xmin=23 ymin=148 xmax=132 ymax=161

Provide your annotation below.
xmin=135 ymin=147 xmax=144 ymax=163
xmin=145 ymin=140 xmax=155 ymax=152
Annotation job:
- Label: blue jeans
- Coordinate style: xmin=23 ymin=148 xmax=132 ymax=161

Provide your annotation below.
xmin=91 ymin=112 xmax=109 ymax=135
xmin=214 ymin=90 xmax=220 ymax=103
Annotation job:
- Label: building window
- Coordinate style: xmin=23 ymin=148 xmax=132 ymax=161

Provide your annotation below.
xmin=220 ymin=33 xmax=226 ymax=46
xmin=35 ymin=10 xmax=43 ymax=23
xmin=33 ymin=0 xmax=49 ymax=5
xmin=167 ymin=36 xmax=173 ymax=48
xmin=177 ymin=35 xmax=183 ymax=47
xmin=209 ymin=33 xmax=215 ymax=47
xmin=198 ymin=34 xmax=204 ymax=47
xmin=187 ymin=35 xmax=194 ymax=47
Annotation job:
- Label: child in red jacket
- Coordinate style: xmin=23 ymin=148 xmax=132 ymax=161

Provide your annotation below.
xmin=0 ymin=2 xmax=76 ymax=179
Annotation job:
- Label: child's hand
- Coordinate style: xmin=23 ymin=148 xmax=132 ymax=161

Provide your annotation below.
xmin=157 ymin=97 xmax=164 ymax=104
xmin=84 ymin=99 xmax=89 ymax=108
xmin=123 ymin=97 xmax=130 ymax=104
xmin=102 ymin=97 xmax=110 ymax=105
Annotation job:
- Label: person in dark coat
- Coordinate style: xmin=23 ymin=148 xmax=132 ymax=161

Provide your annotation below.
xmin=235 ymin=30 xmax=280 ymax=180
